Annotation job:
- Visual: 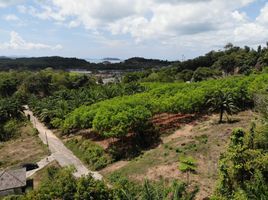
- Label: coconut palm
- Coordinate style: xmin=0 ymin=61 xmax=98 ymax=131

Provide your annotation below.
xmin=207 ymin=90 xmax=238 ymax=123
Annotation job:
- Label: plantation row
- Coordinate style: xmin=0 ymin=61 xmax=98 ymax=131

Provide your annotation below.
xmin=61 ymin=74 xmax=268 ymax=137
xmin=29 ymin=82 xmax=145 ymax=128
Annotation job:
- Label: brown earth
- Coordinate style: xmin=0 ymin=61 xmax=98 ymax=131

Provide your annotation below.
xmin=0 ymin=123 xmax=48 ymax=169
xmin=100 ymin=110 xmax=255 ymax=200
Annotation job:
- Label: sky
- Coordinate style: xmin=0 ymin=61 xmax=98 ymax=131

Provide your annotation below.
xmin=0 ymin=0 xmax=268 ymax=60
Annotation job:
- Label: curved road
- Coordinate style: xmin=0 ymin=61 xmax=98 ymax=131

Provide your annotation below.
xmin=24 ymin=106 xmax=103 ymax=180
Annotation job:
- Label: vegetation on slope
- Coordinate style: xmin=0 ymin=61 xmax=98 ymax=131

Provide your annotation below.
xmin=3 ymin=166 xmax=197 ymax=200
xmin=0 ymin=56 xmax=171 ymax=71
xmin=123 ymin=43 xmax=268 ymax=83
xmin=62 ymin=74 xmax=268 ymax=138
xmin=213 ymin=94 xmax=268 ymax=199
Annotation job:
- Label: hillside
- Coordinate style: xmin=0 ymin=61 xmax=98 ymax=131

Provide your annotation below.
xmin=0 ymin=63 xmax=267 ymax=200
xmin=0 ymin=56 xmax=172 ymax=71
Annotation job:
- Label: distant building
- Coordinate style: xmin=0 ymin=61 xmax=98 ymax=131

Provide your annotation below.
xmin=0 ymin=168 xmax=26 ymax=197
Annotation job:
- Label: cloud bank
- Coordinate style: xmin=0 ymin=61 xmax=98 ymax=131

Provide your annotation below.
xmin=0 ymin=31 xmax=62 ymax=50
xmin=16 ymin=0 xmax=268 ymax=48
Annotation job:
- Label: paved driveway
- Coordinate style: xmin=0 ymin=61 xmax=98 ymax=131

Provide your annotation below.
xmin=24 ymin=106 xmax=103 ymax=180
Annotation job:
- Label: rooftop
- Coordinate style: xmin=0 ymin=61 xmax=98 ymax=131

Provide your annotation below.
xmin=0 ymin=168 xmax=26 ymax=191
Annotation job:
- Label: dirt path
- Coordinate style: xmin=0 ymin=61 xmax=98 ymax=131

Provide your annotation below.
xmin=24 ymin=106 xmax=103 ymax=180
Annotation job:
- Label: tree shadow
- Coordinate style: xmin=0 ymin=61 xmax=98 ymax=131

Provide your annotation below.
xmin=106 ymin=124 xmax=161 ymax=161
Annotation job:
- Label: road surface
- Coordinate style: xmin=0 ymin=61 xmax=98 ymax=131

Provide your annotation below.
xmin=24 ymin=106 xmax=103 ymax=180
xmin=26 ymin=155 xmax=54 ymax=178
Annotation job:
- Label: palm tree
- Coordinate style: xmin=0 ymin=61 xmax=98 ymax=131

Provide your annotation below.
xmin=207 ymin=90 xmax=238 ymax=123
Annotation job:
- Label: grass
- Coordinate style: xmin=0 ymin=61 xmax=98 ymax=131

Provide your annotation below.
xmin=103 ymin=111 xmax=255 ymax=198
xmin=194 ymin=134 xmax=208 ymax=144
xmin=0 ymin=122 xmax=48 ymax=169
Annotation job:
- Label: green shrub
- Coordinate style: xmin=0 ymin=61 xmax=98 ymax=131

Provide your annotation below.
xmin=62 ymin=74 xmax=268 ymax=139
xmin=0 ymin=120 xmax=19 ymax=141
xmin=195 ymin=134 xmax=208 ymax=144
xmin=178 ymin=156 xmax=197 ymax=173
xmin=66 ymin=138 xmax=111 ymax=170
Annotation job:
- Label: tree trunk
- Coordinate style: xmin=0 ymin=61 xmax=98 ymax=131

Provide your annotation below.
xmin=219 ymin=108 xmax=224 ymax=123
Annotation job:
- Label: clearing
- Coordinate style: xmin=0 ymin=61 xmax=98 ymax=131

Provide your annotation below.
xmin=0 ymin=122 xmax=48 ymax=169
xmin=100 ymin=110 xmax=255 ymax=199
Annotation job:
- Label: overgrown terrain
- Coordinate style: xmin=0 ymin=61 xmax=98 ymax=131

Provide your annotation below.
xmin=0 ymin=122 xmax=47 ymax=169
xmin=0 ymin=43 xmax=268 ymax=199
xmin=101 ymin=111 xmax=254 ymax=199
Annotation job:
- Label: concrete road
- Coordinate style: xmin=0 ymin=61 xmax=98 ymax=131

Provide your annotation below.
xmin=24 ymin=106 xmax=103 ymax=180
xmin=26 ymin=155 xmax=55 ymax=178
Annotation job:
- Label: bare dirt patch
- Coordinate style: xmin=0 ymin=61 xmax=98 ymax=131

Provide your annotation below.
xmin=100 ymin=160 xmax=129 ymax=175
xmin=152 ymin=113 xmax=198 ymax=133
xmin=0 ymin=123 xmax=48 ymax=169
xmin=163 ymin=124 xmax=193 ymax=143
xmin=105 ymin=111 xmax=255 ymax=199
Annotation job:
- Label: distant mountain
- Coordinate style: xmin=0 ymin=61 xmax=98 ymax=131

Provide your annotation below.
xmin=0 ymin=56 xmax=10 ymax=59
xmin=0 ymin=56 xmax=172 ymax=71
xmin=0 ymin=56 xmax=89 ymax=71
xmin=102 ymin=57 xmax=121 ymax=61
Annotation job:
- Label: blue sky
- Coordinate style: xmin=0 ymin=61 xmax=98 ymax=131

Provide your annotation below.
xmin=0 ymin=0 xmax=268 ymax=60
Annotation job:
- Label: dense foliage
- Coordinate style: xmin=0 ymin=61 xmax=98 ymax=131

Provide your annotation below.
xmin=29 ymin=82 xmax=145 ymax=128
xmin=213 ymin=94 xmax=268 ymax=199
xmin=0 ymin=56 xmax=171 ymax=71
xmin=0 ymin=97 xmax=23 ymax=141
xmin=62 ymin=74 xmax=268 ymax=138
xmin=214 ymin=125 xmax=268 ymax=199
xmin=1 ymin=44 xmax=268 ymax=199
xmin=3 ymin=166 xmax=197 ymax=200
xmin=65 ymin=138 xmax=112 ymax=170
xmin=123 ymin=43 xmax=268 ymax=83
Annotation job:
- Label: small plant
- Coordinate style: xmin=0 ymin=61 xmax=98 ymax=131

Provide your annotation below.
xmin=164 ymin=152 xmax=169 ymax=157
xmin=179 ymin=156 xmax=197 ymax=184
xmin=184 ymin=142 xmax=197 ymax=152
xmin=175 ymin=148 xmax=182 ymax=153
xmin=194 ymin=134 xmax=208 ymax=144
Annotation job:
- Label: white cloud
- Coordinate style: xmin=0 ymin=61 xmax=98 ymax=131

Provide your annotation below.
xmin=234 ymin=23 xmax=268 ymax=44
xmin=68 ymin=20 xmax=80 ymax=28
xmin=11 ymin=0 xmax=268 ymax=53
xmin=256 ymin=3 xmax=268 ymax=25
xmin=0 ymin=0 xmax=24 ymax=8
xmin=17 ymin=5 xmax=27 ymax=13
xmin=0 ymin=31 xmax=62 ymax=50
xmin=4 ymin=14 xmax=20 ymax=21
xmin=232 ymin=11 xmax=248 ymax=22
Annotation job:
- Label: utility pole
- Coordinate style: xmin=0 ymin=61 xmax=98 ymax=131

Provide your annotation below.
xmin=181 ymin=54 xmax=185 ymax=62
xmin=45 ymin=131 xmax=50 ymax=157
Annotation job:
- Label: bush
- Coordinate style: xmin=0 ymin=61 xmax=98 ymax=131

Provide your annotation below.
xmin=62 ymin=74 xmax=268 ymax=139
xmin=65 ymin=138 xmax=111 ymax=170
xmin=0 ymin=120 xmax=19 ymax=141
xmin=215 ymin=123 xmax=268 ymax=199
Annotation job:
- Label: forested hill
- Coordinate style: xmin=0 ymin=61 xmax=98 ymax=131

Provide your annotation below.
xmin=0 ymin=56 xmax=172 ymax=71
xmin=0 ymin=56 xmax=89 ymax=70
xmin=1 ymin=43 xmax=268 ymax=73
